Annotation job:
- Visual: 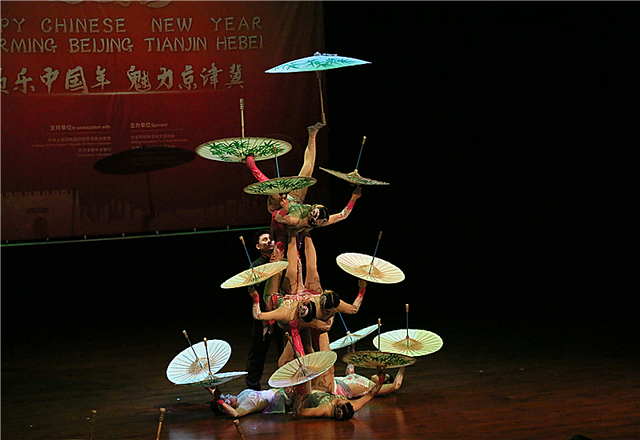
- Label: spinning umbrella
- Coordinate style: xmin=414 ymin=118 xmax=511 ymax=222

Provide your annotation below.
xmin=221 ymin=236 xmax=289 ymax=289
xmin=330 ymin=323 xmax=379 ymax=351
xmin=374 ymin=329 xmax=443 ymax=357
xmin=336 ymin=253 xmax=404 ymax=284
xmin=221 ymin=261 xmax=289 ymax=289
xmin=268 ymin=351 xmax=337 ymax=388
xmin=336 ymin=231 xmax=405 ymax=284
xmin=195 ymin=99 xmax=292 ymax=163
xmin=266 ymin=52 xmax=371 ymax=124
xmin=373 ymin=304 xmax=443 ymax=356
xmin=320 ymin=136 xmax=390 ymax=186
xmin=243 ymin=175 xmax=316 ymax=196
xmin=166 ymin=336 xmax=232 ymax=385
xmin=342 ymin=350 xmax=415 ymax=370
xmin=178 ymin=371 xmax=248 ymax=388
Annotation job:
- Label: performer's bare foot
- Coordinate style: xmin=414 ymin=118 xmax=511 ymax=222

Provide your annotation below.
xmin=308 ymin=122 xmax=326 ymax=136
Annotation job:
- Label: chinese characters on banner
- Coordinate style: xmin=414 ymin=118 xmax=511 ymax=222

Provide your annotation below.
xmin=1 ymin=1 xmax=328 ymax=241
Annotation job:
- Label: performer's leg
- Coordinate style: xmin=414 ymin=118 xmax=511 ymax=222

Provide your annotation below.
xmin=282 ymin=233 xmax=302 ymax=294
xmin=303 ymin=234 xmax=322 ymax=294
xmin=245 ymin=155 xmax=269 ymax=182
xmin=290 ymin=122 xmax=325 ymax=202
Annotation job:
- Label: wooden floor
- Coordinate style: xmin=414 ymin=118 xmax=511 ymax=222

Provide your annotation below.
xmin=2 ymin=313 xmax=638 ymax=440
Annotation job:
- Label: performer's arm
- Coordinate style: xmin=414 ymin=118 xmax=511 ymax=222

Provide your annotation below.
xmin=297 ymin=403 xmax=333 ymax=418
xmin=216 ymin=400 xmax=242 ymax=418
xmin=349 ymin=373 xmax=383 ymax=411
xmin=335 ymin=280 xmax=366 ymax=314
xmin=322 ymin=187 xmax=362 ymax=227
xmin=250 ymin=290 xmax=291 ymax=322
xmin=378 ymin=367 xmax=405 ymax=395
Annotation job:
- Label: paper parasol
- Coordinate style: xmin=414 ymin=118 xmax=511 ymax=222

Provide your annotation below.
xmin=374 ymin=329 xmax=443 ymax=357
xmin=329 ymin=324 xmax=379 ymax=350
xmin=166 ymin=339 xmax=231 ymax=385
xmin=266 ymin=52 xmax=371 ymax=124
xmin=336 ymin=252 xmax=405 ymax=284
xmin=177 ymin=371 xmax=248 ymax=387
xmin=243 ymin=176 xmax=316 ymax=196
xmin=320 ymin=167 xmax=389 ymax=186
xmin=221 ymin=261 xmax=289 ymax=289
xmin=265 ymin=52 xmax=371 ymax=73
xmin=268 ymin=351 xmax=337 ymax=388
xmin=195 ymin=137 xmax=292 ymax=163
xmin=342 ymin=350 xmax=416 ymax=370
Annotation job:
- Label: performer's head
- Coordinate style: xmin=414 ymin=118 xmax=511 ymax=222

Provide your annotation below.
xmin=334 ymin=400 xmax=355 ymax=421
xmin=220 ymin=394 xmax=238 ymax=408
xmin=298 ymin=300 xmax=317 ymax=323
xmin=320 ymin=290 xmax=341 ymax=310
xmin=253 ymin=229 xmax=274 ymax=255
xmin=307 ymin=204 xmax=329 ymax=227
xmin=210 ymin=393 xmax=238 ymax=414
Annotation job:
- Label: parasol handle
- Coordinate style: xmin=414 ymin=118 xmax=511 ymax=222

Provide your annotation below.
xmin=89 ymin=409 xmax=97 ymax=440
xmin=273 ymin=143 xmax=281 ymax=178
xmin=338 ymin=312 xmax=350 ymax=334
xmin=377 ymin=318 xmax=382 ymax=351
xmin=285 ymin=332 xmax=303 ymax=367
xmin=155 ymin=407 xmax=165 ymax=440
xmin=183 ymin=330 xmax=204 ymax=368
xmin=316 ymin=71 xmax=326 ymax=124
xmin=354 ymin=135 xmax=366 ymax=172
xmin=370 ymin=231 xmax=383 ymax=268
xmin=203 ymin=338 xmax=213 ymax=375
xmin=233 ymin=419 xmax=247 ymax=440
xmin=406 ymin=303 xmax=410 ymax=343
xmin=239 ymin=98 xmax=245 ymax=139
xmin=239 ymin=236 xmax=254 ymax=269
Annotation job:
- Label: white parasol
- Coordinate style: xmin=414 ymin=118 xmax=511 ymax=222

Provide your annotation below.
xmin=329 ymin=323 xmax=379 ymax=351
xmin=268 ymin=351 xmax=337 ymax=388
xmin=166 ymin=337 xmax=231 ymax=385
xmin=266 ymin=52 xmax=371 ymax=124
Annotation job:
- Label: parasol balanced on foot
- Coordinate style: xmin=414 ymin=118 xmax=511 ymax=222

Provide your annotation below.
xmin=195 ymin=99 xmax=292 ymax=163
xmin=266 ymin=52 xmax=371 ymax=124
xmin=373 ymin=329 xmax=444 ymax=357
xmin=268 ymin=351 xmax=337 ymax=388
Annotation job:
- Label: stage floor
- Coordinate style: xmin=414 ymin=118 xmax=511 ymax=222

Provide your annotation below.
xmin=2 ymin=316 xmax=638 ymax=440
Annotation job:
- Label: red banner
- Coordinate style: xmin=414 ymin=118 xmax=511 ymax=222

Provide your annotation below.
xmin=1 ymin=1 xmax=327 ymax=241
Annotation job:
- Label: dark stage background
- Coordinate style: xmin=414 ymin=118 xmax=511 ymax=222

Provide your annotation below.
xmin=2 ymin=0 xmax=637 ymax=405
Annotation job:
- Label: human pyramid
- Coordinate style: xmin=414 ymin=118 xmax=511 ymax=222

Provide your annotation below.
xmin=166 ymin=53 xmax=443 ymax=423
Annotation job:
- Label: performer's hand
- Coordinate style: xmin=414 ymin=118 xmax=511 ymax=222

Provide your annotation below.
xmin=358 ymin=279 xmax=367 ymax=289
xmin=351 ymin=186 xmax=362 ymax=199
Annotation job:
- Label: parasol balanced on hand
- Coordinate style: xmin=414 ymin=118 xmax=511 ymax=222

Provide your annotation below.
xmin=320 ymin=136 xmax=390 ymax=186
xmin=342 ymin=350 xmax=416 ymax=370
xmin=221 ymin=261 xmax=289 ymax=289
xmin=373 ymin=304 xmax=443 ymax=357
xmin=266 ymin=52 xmax=371 ymax=124
xmin=336 ymin=232 xmax=405 ymax=284
xmin=221 ymin=236 xmax=289 ymax=289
